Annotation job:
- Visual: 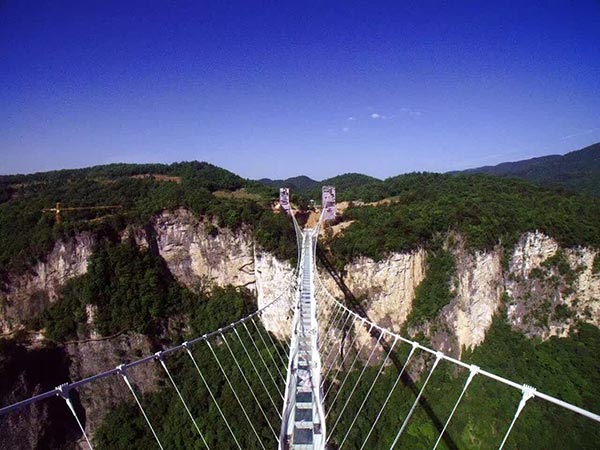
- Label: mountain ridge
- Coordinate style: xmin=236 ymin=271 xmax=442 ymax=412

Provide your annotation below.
xmin=455 ymin=142 xmax=600 ymax=196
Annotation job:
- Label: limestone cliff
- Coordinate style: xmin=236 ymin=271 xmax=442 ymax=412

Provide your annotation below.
xmin=319 ymin=250 xmax=427 ymax=333
xmin=318 ymin=250 xmax=427 ymax=361
xmin=0 ymin=233 xmax=95 ymax=334
xmin=319 ymin=231 xmax=599 ymax=360
xmin=65 ymin=333 xmax=159 ymax=449
xmin=151 ymin=209 xmax=256 ymax=290
xmin=443 ymin=245 xmax=503 ymax=353
xmin=0 ymin=209 xmax=292 ymax=335
xmin=505 ymin=232 xmax=600 ymax=339
xmin=254 ymin=251 xmax=295 ymax=339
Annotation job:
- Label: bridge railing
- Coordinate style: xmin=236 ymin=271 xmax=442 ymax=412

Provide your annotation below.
xmin=0 ymin=284 xmax=295 ymax=449
xmin=314 ymin=271 xmax=600 ymax=449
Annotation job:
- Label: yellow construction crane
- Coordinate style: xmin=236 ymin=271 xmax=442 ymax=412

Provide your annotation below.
xmin=42 ymin=202 xmax=123 ymax=224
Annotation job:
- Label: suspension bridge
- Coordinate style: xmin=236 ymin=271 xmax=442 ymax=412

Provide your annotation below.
xmin=1 ymin=202 xmax=599 ymax=449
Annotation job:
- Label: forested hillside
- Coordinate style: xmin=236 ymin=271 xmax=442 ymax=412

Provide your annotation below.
xmin=258 ymin=175 xmax=319 ymax=192
xmin=1 ymin=161 xmax=599 ymax=449
xmin=325 ymin=173 xmax=600 ymax=264
xmin=457 ymin=142 xmax=600 ymax=197
xmin=0 ymin=161 xmax=292 ymax=275
xmin=258 ymin=172 xmax=381 ymax=201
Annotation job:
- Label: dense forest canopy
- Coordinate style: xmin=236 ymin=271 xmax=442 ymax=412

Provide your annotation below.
xmin=326 ymin=173 xmax=600 ymax=264
xmin=457 ymin=142 xmax=600 ymax=197
xmin=0 ymin=161 xmax=292 ymax=275
xmin=1 ymin=160 xmax=599 ymax=449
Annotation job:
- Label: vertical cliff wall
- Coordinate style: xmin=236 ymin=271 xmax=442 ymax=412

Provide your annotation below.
xmin=319 ymin=231 xmax=599 ymax=359
xmin=0 ymin=233 xmax=95 ymax=334
xmin=506 ymin=231 xmax=600 ymax=339
xmin=151 ymin=209 xmax=256 ymax=289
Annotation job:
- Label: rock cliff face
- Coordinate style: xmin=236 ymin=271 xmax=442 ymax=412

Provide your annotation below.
xmin=2 ymin=217 xmax=598 ymax=358
xmin=445 ymin=247 xmax=504 ymax=352
xmin=254 ymin=251 xmax=295 ymax=339
xmin=65 ymin=333 xmax=159 ymax=449
xmin=505 ymin=232 xmax=600 ymax=339
xmin=151 ymin=209 xmax=256 ymax=290
xmin=150 ymin=209 xmax=296 ymax=338
xmin=319 ymin=231 xmax=599 ymax=358
xmin=0 ymin=209 xmax=295 ymax=335
xmin=2 ymin=210 xmax=600 ymax=448
xmin=0 ymin=233 xmax=95 ymax=334
xmin=318 ymin=250 xmax=427 ymax=359
xmin=322 ymin=250 xmax=427 ymax=333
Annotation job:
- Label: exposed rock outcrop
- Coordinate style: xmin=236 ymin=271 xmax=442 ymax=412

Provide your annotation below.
xmin=506 ymin=232 xmax=600 ymax=339
xmin=445 ymin=248 xmax=503 ymax=352
xmin=65 ymin=333 xmax=159 ymax=448
xmin=152 ymin=209 xmax=256 ymax=290
xmin=510 ymin=231 xmax=559 ymax=279
xmin=320 ymin=231 xmax=599 ymax=359
xmin=318 ymin=250 xmax=427 ymax=362
xmin=0 ymin=233 xmax=95 ymax=334
xmin=254 ymin=251 xmax=295 ymax=339
xmin=320 ymin=250 xmax=427 ymax=333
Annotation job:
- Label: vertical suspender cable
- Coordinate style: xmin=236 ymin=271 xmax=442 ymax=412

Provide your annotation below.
xmin=206 ymin=340 xmax=267 ymax=450
xmin=155 ymin=352 xmax=210 ymax=449
xmin=359 ymin=342 xmax=419 ymax=450
xmin=56 ymin=384 xmax=94 ymax=450
xmin=252 ymin=318 xmax=287 ymax=380
xmin=221 ymin=334 xmax=279 ymax=440
xmin=321 ymin=311 xmax=352 ymax=375
xmin=242 ymin=321 xmax=284 ymax=398
xmin=388 ymin=352 xmax=443 ymax=450
xmin=329 ymin=332 xmax=384 ymax=435
xmin=431 ymin=365 xmax=479 ymax=450
xmin=233 ymin=328 xmax=282 ymax=417
xmin=184 ymin=345 xmax=243 ymax=450
xmin=338 ymin=337 xmax=399 ymax=449
xmin=118 ymin=366 xmax=165 ymax=450
xmin=326 ymin=323 xmax=374 ymax=411
xmin=323 ymin=314 xmax=361 ymax=395
xmin=497 ymin=385 xmax=536 ymax=450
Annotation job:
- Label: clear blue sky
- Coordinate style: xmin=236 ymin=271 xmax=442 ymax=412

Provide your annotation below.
xmin=1 ymin=1 xmax=599 ymax=179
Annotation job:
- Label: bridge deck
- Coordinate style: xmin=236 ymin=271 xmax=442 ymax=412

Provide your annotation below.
xmin=280 ymin=229 xmax=325 ymax=450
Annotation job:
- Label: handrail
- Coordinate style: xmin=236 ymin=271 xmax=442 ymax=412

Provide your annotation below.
xmin=0 ymin=285 xmax=293 ymax=417
xmin=314 ymin=274 xmax=600 ymax=424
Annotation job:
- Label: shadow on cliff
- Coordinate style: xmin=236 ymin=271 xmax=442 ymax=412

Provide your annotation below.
xmin=316 ymin=245 xmax=459 ymax=450
xmin=0 ymin=340 xmax=87 ymax=450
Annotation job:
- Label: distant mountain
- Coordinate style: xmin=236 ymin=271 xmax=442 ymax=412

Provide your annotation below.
xmin=258 ymin=175 xmax=319 ymax=192
xmin=258 ymin=173 xmax=381 ymax=200
xmin=318 ymin=173 xmax=381 ymax=191
xmin=457 ymin=142 xmax=600 ymax=196
xmin=0 ymin=161 xmax=246 ymax=193
xmin=306 ymin=173 xmax=382 ymax=200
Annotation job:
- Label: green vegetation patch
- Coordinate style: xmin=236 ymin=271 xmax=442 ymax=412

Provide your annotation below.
xmin=94 ymin=288 xmax=283 ymax=450
xmin=592 ymin=254 xmax=600 ymax=274
xmin=326 ymin=318 xmax=600 ymax=449
xmin=330 ymin=173 xmax=600 ymax=263
xmin=0 ymin=161 xmax=299 ymax=276
xmin=41 ymin=238 xmax=183 ymax=340
xmin=405 ymin=249 xmax=455 ymax=327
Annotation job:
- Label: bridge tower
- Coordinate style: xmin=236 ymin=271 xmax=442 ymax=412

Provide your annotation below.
xmin=279 ymin=227 xmax=326 ymax=449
